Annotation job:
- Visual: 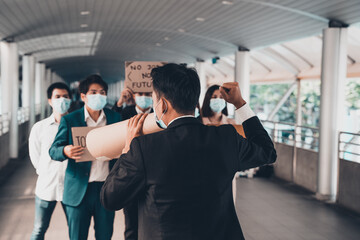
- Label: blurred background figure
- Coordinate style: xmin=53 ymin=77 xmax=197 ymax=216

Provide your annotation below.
xmin=201 ymin=85 xmax=235 ymax=125
xmin=112 ymin=88 xmax=153 ymax=120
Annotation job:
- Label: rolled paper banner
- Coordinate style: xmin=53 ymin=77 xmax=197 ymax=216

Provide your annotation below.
xmin=86 ymin=113 xmax=162 ymax=160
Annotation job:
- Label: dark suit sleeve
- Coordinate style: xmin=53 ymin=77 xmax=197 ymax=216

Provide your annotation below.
xmin=235 ymin=116 xmax=277 ymax=171
xmin=101 ymin=138 xmax=146 ymax=211
xmin=49 ymin=116 xmax=69 ymax=161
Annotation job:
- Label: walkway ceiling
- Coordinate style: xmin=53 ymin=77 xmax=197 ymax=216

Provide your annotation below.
xmin=1 ymin=0 xmax=360 ymax=83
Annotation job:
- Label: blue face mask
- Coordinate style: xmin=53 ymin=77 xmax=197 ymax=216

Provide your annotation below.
xmin=87 ymin=94 xmax=107 ymax=111
xmin=210 ymin=98 xmax=226 ymax=113
xmin=135 ymin=96 xmax=153 ymax=109
xmin=154 ymin=99 xmax=167 ymax=129
xmin=52 ymin=97 xmax=71 ymax=114
xmin=194 ymin=108 xmax=200 ymax=118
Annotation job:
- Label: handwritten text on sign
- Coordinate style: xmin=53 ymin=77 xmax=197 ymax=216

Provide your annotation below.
xmin=125 ymin=61 xmax=166 ymax=93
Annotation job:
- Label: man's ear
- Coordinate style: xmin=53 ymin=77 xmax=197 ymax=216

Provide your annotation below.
xmin=80 ymin=93 xmax=86 ymax=103
xmin=162 ymin=98 xmax=171 ymax=113
xmin=48 ymin=99 xmax=52 ymax=107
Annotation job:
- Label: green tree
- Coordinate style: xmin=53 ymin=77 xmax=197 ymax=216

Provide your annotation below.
xmin=346 ymin=78 xmax=360 ymax=111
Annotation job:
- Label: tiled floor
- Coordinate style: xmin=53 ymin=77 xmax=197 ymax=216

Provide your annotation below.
xmin=0 ymin=158 xmax=124 ymax=240
xmin=1 ymin=157 xmax=360 ymax=240
xmin=234 ymin=178 xmax=360 ymax=240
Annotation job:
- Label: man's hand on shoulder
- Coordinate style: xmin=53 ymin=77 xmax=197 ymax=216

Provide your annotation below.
xmin=220 ymin=82 xmax=246 ymax=109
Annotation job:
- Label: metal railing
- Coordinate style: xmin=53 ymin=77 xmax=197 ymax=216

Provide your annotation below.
xmin=17 ymin=107 xmax=30 ymax=124
xmin=262 ymin=120 xmax=319 ymax=152
xmin=0 ymin=112 xmax=10 ymax=136
xmin=339 ymin=131 xmax=360 ymax=163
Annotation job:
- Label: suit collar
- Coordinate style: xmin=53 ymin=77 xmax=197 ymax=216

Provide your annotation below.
xmin=167 ymin=116 xmax=201 ymax=129
xmin=78 ymin=107 xmax=87 ymax=126
xmin=103 ymin=108 xmax=118 ymax=124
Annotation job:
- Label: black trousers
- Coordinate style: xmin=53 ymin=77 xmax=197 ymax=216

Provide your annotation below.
xmin=124 ymin=201 xmax=138 ymax=240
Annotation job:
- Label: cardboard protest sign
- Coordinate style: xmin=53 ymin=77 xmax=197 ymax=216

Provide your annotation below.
xmin=125 ymin=61 xmax=166 ymax=93
xmin=71 ymin=127 xmax=99 ymax=162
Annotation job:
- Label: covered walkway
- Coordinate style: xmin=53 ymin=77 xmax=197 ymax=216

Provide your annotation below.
xmin=1 ymin=156 xmax=359 ymax=240
xmin=1 ymin=1 xmax=360 ymax=239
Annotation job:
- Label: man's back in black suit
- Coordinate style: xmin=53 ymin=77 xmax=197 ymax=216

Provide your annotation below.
xmin=101 ymin=115 xmax=276 ymax=239
xmin=101 ymin=64 xmax=277 ymax=240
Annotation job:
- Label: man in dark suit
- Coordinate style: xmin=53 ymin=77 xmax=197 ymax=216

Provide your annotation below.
xmin=112 ymin=88 xmax=153 ymax=240
xmin=49 ymin=75 xmax=121 ymax=240
xmin=101 ymin=64 xmax=276 ymax=240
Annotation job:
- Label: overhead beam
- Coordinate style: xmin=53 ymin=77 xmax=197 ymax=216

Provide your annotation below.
xmin=261 ymin=48 xmax=300 ymax=75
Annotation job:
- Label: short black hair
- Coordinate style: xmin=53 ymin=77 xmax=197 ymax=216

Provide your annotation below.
xmin=201 ymin=85 xmax=228 ymax=117
xmin=151 ymin=63 xmax=200 ymax=114
xmin=79 ymin=74 xmax=108 ymax=94
xmin=47 ymin=82 xmax=72 ymax=99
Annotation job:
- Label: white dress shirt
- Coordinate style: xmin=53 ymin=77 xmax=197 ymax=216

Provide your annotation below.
xmin=29 ymin=114 xmax=68 ymax=201
xmin=84 ymin=107 xmax=109 ymax=182
xmin=234 ymin=103 xmax=256 ymax=124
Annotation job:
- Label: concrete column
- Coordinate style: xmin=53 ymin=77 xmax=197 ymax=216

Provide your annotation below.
xmin=0 ymin=41 xmax=19 ymax=159
xmin=46 ymin=68 xmax=52 ymax=117
xmin=234 ymin=47 xmax=254 ymax=179
xmin=51 ymin=71 xmax=56 ymax=84
xmin=295 ymin=79 xmax=302 ymax=146
xmin=35 ymin=63 xmax=46 ymax=118
xmin=39 ymin=66 xmax=47 ymax=119
xmin=235 ymin=47 xmax=250 ymax=123
xmin=293 ymin=79 xmax=302 ymax=181
xmin=35 ymin=63 xmax=42 ymax=111
xmin=318 ymin=25 xmax=348 ymax=202
xmin=195 ymin=60 xmax=206 ymax=107
xmin=1 ymin=42 xmax=12 ymax=115
xmin=22 ymin=55 xmax=36 ymax=131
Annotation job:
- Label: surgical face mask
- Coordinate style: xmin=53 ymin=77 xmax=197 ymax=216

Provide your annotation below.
xmin=52 ymin=97 xmax=71 ymax=114
xmin=135 ymin=96 xmax=153 ymax=109
xmin=154 ymin=99 xmax=167 ymax=129
xmin=87 ymin=94 xmax=107 ymax=111
xmin=194 ymin=108 xmax=200 ymax=118
xmin=210 ymin=98 xmax=226 ymax=113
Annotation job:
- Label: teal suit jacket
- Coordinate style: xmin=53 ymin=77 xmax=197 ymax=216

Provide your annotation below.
xmin=49 ymin=107 xmax=121 ymax=207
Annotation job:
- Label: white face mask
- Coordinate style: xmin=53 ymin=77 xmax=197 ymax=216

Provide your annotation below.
xmin=154 ymin=99 xmax=167 ymax=129
xmin=52 ymin=97 xmax=71 ymax=114
xmin=87 ymin=94 xmax=107 ymax=111
xmin=135 ymin=96 xmax=153 ymax=109
xmin=210 ymin=98 xmax=226 ymax=113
